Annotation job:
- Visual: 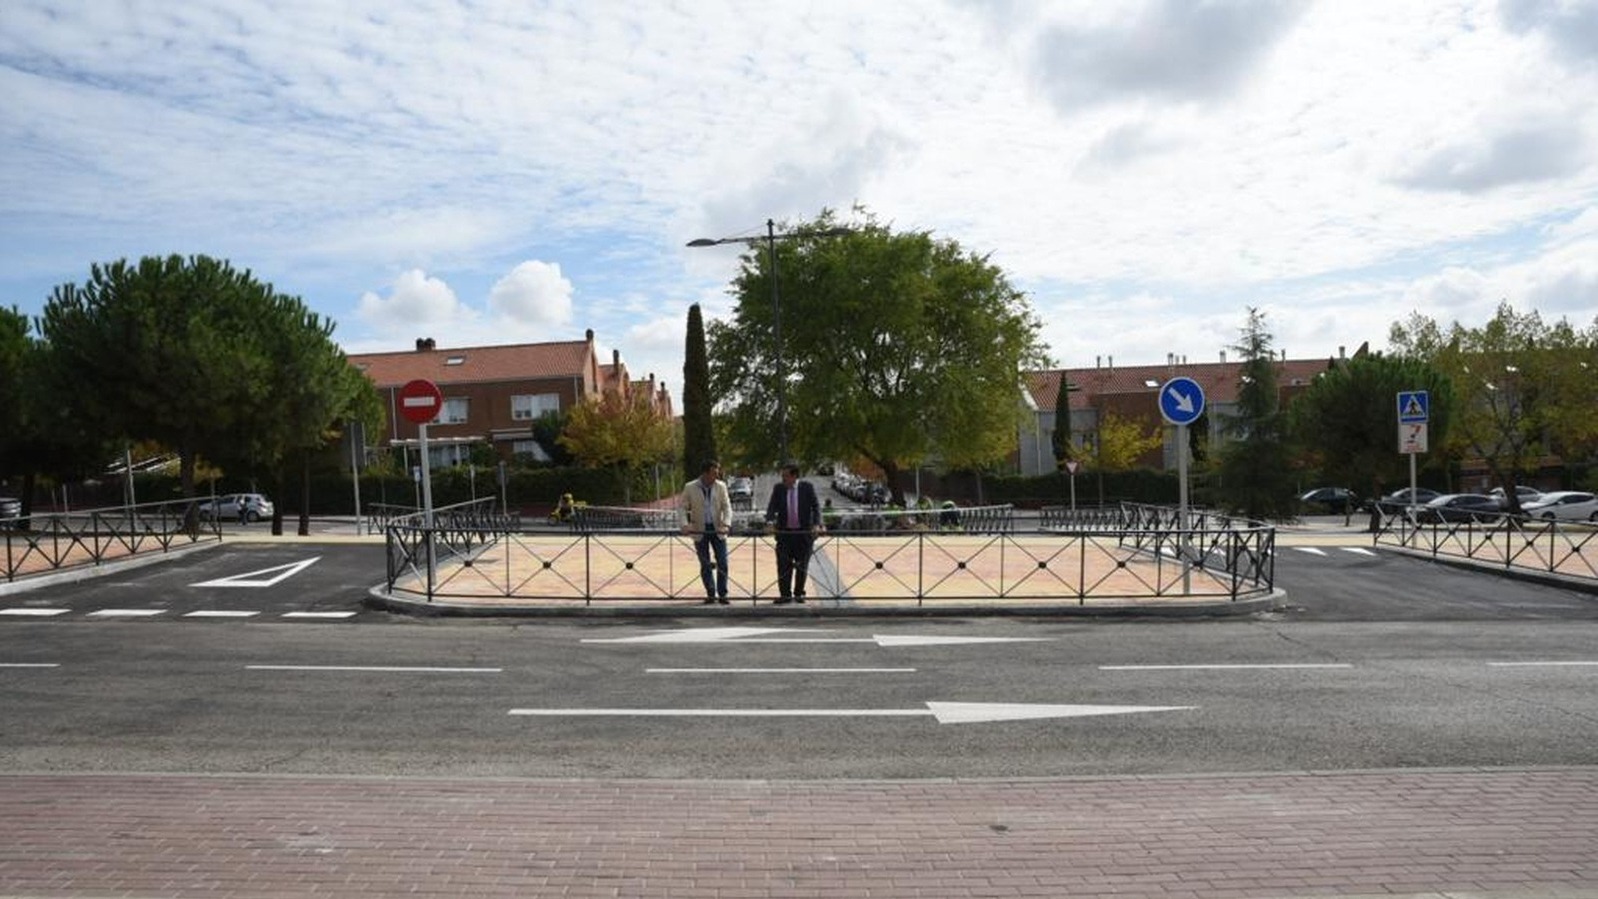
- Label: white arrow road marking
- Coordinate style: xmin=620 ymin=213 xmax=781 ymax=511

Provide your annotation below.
xmin=0 ymin=608 xmax=70 ymax=617
xmin=508 ymin=701 xmax=1194 ymax=725
xmin=1294 ymin=547 xmax=1328 ymax=556
xmin=191 ymin=557 xmax=320 ymax=588
xmin=584 ymin=628 xmax=1051 ymax=647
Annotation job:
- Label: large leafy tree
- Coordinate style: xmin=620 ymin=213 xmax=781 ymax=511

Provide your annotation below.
xmin=1390 ymin=302 xmax=1598 ymax=503
xmin=681 ymin=303 xmax=716 ymax=478
xmin=559 ymin=390 xmax=676 ymax=502
xmin=39 ymin=255 xmax=376 ymax=519
xmin=707 ymin=209 xmax=1051 ymax=503
xmin=1288 ymin=351 xmax=1454 ymax=504
xmin=1214 ymin=308 xmax=1297 ymax=520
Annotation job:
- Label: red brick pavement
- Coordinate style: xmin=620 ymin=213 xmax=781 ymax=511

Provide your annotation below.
xmin=3 ymin=768 xmax=1597 ymax=898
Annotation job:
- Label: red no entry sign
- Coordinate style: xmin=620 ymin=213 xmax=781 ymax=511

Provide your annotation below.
xmin=397 ymin=378 xmax=443 ymax=425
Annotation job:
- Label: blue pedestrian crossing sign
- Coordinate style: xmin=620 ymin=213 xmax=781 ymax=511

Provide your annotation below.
xmin=1159 ymin=376 xmax=1205 ymax=426
xmin=1397 ymin=390 xmax=1429 ymax=424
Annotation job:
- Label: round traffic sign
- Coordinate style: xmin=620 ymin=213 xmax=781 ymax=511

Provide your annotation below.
xmin=1158 ymin=376 xmax=1205 ymax=426
xmin=397 ymin=378 xmax=444 ymax=425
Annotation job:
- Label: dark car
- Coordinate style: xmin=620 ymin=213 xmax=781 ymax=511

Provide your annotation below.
xmin=1298 ymin=487 xmax=1359 ymax=514
xmin=1369 ymin=487 xmax=1442 ymax=514
xmin=0 ymin=496 xmax=19 ymax=520
xmin=1416 ymin=493 xmax=1502 ymax=524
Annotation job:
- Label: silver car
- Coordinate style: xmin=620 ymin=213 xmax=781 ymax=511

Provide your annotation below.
xmin=1520 ymin=491 xmax=1598 ymax=522
xmin=199 ymin=493 xmax=275 ymax=522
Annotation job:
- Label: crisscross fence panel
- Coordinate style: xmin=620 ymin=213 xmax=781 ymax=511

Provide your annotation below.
xmin=1374 ymin=511 xmax=1597 ymax=583
xmin=3 ymin=500 xmax=222 ymax=583
xmin=382 ymin=501 xmax=1274 ymax=607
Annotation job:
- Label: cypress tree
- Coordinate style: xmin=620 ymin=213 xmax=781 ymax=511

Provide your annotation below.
xmin=681 ymin=303 xmax=716 ymax=480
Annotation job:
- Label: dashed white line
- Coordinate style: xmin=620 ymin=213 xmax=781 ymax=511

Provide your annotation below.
xmin=1 ymin=663 xmax=60 ymax=668
xmin=280 ymin=611 xmax=357 ymax=619
xmin=647 ymin=667 xmax=916 ymax=674
xmin=1487 ymin=661 xmax=1598 ymax=667
xmin=246 ymin=665 xmax=502 ymax=673
xmin=87 ymin=609 xmax=166 ymax=618
xmin=183 ymin=610 xmax=261 ymax=618
xmin=0 ymin=608 xmax=70 ymax=617
xmin=1100 ymin=663 xmax=1354 ymax=671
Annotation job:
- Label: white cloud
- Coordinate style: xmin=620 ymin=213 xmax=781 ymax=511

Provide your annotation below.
xmin=488 ymin=261 xmax=574 ymax=329
xmin=356 ymin=269 xmax=474 ymax=333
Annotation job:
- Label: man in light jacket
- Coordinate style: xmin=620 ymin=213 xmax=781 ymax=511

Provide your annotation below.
xmin=681 ymin=459 xmax=732 ymax=604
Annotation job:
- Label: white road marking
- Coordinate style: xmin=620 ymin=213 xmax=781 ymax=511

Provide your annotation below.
xmin=585 ymin=628 xmax=1050 ymax=647
xmin=280 ymin=611 xmax=357 ymax=619
xmin=1100 ymin=663 xmax=1353 ymax=670
xmin=183 ymin=610 xmax=261 ymax=618
xmin=647 ymin=667 xmax=916 ymax=674
xmin=1487 ymin=661 xmax=1598 ymax=667
xmin=0 ymin=608 xmax=70 ymax=617
xmin=509 ymin=701 xmax=1195 ymax=725
xmin=246 ymin=665 xmax=503 ymax=673
xmin=87 ymin=609 xmax=166 ymax=618
xmin=1294 ymin=547 xmax=1328 ymax=556
xmin=1343 ymin=547 xmax=1377 ymax=556
xmin=1 ymin=663 xmax=60 ymax=668
xmin=191 ymin=557 xmax=321 ymax=588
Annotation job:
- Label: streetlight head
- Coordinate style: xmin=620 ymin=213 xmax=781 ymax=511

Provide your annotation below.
xmin=686 ymin=238 xmax=720 ymax=248
xmin=816 ymin=226 xmax=854 ymax=238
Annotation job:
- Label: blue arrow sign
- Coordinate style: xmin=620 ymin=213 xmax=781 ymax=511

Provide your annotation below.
xmin=1159 ymin=377 xmax=1205 ymax=426
xmin=1397 ymin=390 xmax=1429 ymax=424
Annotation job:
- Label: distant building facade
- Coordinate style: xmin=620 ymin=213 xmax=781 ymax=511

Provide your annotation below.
xmin=1018 ymin=351 xmax=1345 ymax=476
xmin=348 ymin=330 xmax=673 ymax=467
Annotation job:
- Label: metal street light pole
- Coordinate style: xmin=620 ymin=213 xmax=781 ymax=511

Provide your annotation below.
xmin=687 ymin=220 xmax=850 ymax=465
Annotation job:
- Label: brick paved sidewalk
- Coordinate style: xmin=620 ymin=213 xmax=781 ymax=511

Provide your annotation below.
xmin=4 ymin=768 xmax=1597 ymax=898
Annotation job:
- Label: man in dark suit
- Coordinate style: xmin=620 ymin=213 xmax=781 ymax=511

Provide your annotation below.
xmin=764 ymin=462 xmax=824 ymax=604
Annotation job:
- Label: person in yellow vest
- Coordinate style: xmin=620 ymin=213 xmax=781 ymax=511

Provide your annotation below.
xmin=681 ymin=459 xmax=732 ymax=604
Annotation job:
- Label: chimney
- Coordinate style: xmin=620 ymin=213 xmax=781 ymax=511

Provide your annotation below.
xmin=1339 ymin=345 xmax=1346 ymax=358
xmin=1220 ymin=350 xmax=1227 ymax=364
xmin=415 ymin=337 xmax=429 ymax=351
xmin=613 ymin=349 xmax=620 ymax=367
xmin=1107 ymin=355 xmax=1113 ymax=370
xmin=1095 ymin=355 xmax=1101 ymax=368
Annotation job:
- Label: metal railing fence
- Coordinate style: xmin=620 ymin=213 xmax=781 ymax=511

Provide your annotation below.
xmin=1374 ymin=510 xmax=1598 ymax=582
xmin=382 ymin=502 xmax=1274 ymax=606
xmin=2 ymin=499 xmax=222 ymax=583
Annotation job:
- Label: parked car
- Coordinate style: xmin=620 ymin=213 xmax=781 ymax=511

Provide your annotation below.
xmin=0 ymin=496 xmax=20 ymax=520
xmin=1368 ymin=487 xmax=1442 ymax=514
xmin=1488 ymin=485 xmax=1543 ymax=510
xmin=1416 ymin=493 xmax=1502 ymax=524
xmin=198 ymin=493 xmax=274 ymax=523
xmin=1298 ymin=487 xmax=1360 ymax=514
xmin=1520 ymin=490 xmax=1598 ymax=522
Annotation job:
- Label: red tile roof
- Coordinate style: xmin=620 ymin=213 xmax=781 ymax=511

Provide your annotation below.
xmin=349 ymin=339 xmax=594 ymax=388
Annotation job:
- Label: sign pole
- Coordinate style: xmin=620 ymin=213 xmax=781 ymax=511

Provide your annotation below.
xmin=1177 ymin=423 xmax=1190 ymax=593
xmin=1158 ymin=376 xmax=1205 ymax=597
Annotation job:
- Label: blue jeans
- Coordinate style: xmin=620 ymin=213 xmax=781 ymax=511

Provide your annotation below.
xmin=695 ymin=531 xmax=729 ymax=598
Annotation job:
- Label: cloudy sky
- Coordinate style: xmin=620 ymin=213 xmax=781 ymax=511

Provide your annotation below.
xmin=4 ymin=0 xmax=1597 ymax=407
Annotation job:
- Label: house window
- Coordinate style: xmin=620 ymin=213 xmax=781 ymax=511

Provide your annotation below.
xmin=511 ymin=393 xmax=561 ymax=421
xmin=440 ymin=397 xmax=469 ymax=424
xmin=512 ymin=439 xmax=551 ymax=462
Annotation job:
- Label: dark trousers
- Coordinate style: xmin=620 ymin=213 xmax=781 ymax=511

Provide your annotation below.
xmin=774 ymin=532 xmax=814 ymax=597
xmin=695 ymin=531 xmax=728 ymax=598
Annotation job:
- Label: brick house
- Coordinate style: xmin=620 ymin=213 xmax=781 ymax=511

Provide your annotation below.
xmin=1017 ymin=352 xmax=1342 ymax=476
xmin=348 ymin=331 xmax=673 ymax=467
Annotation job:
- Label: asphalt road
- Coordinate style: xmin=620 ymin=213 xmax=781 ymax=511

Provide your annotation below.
xmin=3 ymin=539 xmax=1595 ymax=779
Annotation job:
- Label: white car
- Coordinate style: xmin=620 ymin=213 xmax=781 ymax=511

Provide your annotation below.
xmin=199 ymin=493 xmax=275 ymax=523
xmin=1519 ymin=490 xmax=1598 ymax=522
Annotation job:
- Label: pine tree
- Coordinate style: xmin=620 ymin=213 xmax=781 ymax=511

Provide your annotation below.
xmin=1215 ymin=308 xmax=1296 ymax=520
xmin=1050 ymin=371 xmax=1075 ymax=469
